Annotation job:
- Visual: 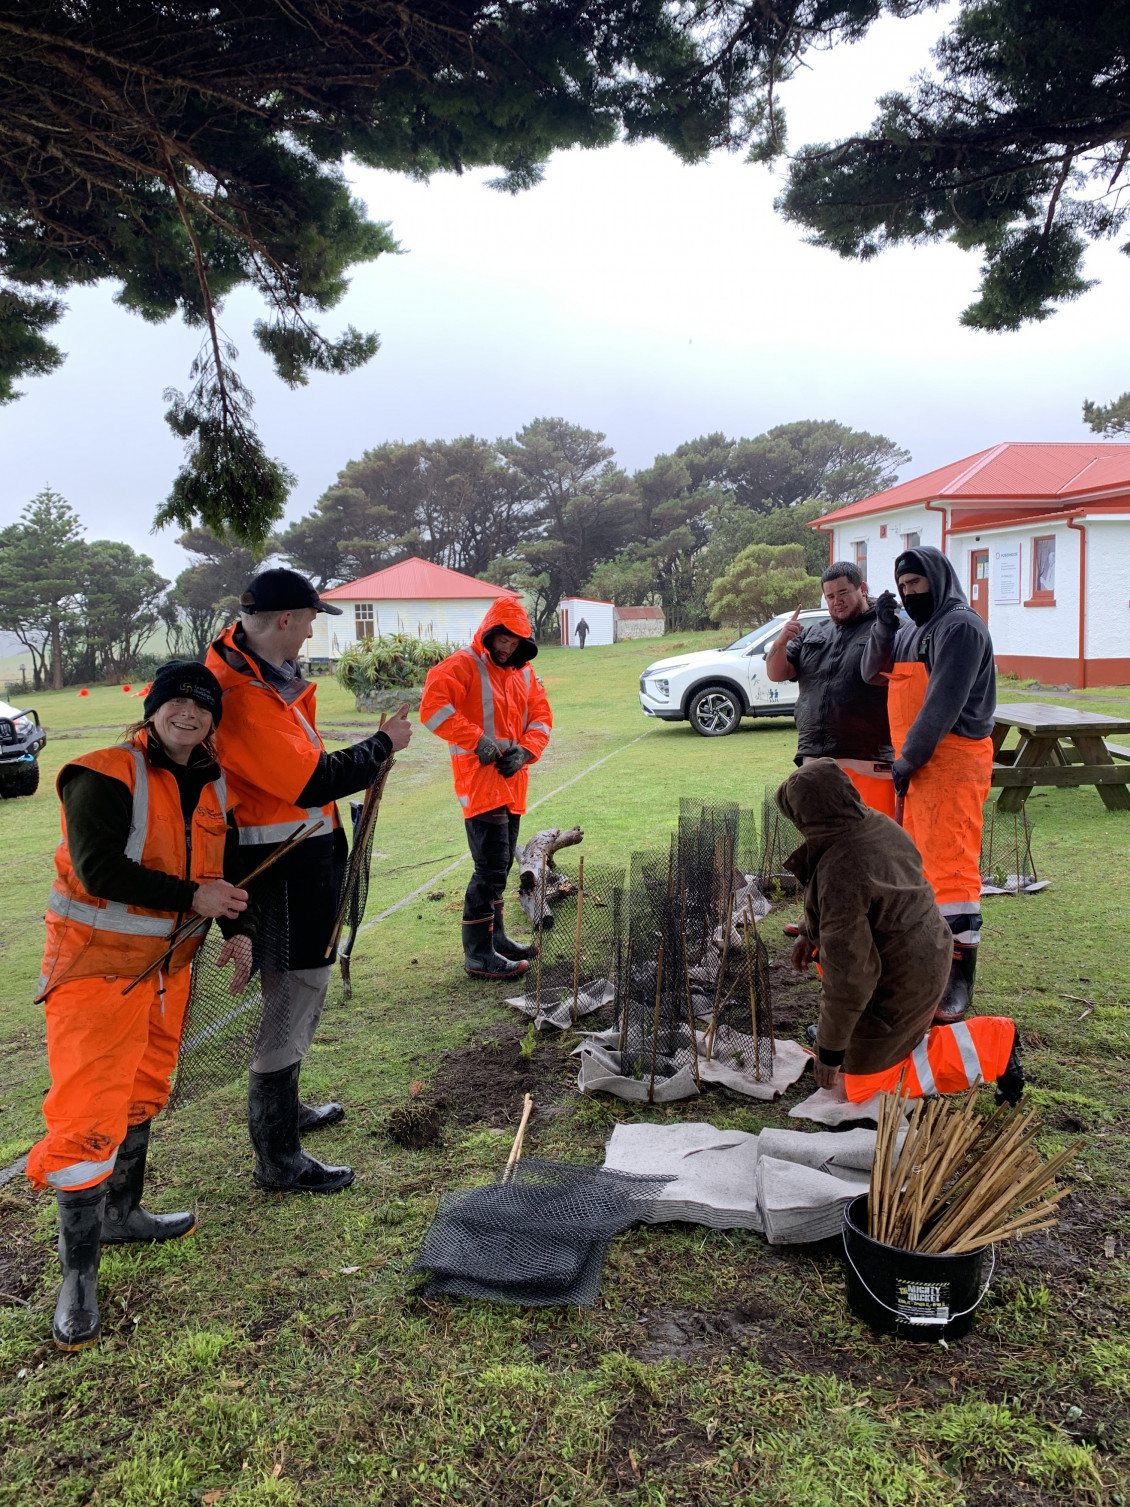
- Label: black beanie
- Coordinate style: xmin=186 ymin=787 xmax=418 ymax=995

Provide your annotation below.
xmin=894 ymin=549 xmax=927 ymax=580
xmin=143 ymin=661 xmax=223 ymax=726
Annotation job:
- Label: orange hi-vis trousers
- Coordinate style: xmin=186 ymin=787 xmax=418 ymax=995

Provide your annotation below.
xmin=886 ymin=661 xmax=993 ymax=914
xmin=26 ymin=968 xmax=190 ymax=1192
xmin=843 ymin=1017 xmax=1016 ymax=1102
xmin=802 ymin=756 xmax=897 ymax=819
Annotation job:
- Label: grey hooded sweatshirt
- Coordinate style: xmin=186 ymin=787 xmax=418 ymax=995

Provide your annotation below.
xmin=861 ymin=545 xmax=996 ymax=773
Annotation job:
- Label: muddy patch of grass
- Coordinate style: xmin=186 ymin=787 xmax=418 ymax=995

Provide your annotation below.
xmin=428 ymin=1019 xmax=578 ymax=1128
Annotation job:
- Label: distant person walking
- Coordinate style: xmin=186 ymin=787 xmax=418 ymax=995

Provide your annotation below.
xmin=575 ymin=617 xmax=590 ymax=648
xmin=765 ymin=561 xmax=896 ymax=817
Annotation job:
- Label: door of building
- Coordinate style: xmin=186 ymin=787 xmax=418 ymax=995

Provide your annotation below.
xmin=970 ymin=550 xmax=989 ymax=624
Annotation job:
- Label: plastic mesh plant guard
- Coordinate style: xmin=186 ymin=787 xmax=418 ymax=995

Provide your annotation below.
xmin=980 ymin=804 xmax=1041 ymax=893
xmin=519 ymin=861 xmax=625 ymax=1029
xmin=759 ymin=787 xmax=801 ymax=895
xmin=165 ymin=881 xmax=293 ymax=1113
xmin=410 ymin=1157 xmax=673 ymax=1306
xmin=338 ymin=797 xmax=378 ymax=995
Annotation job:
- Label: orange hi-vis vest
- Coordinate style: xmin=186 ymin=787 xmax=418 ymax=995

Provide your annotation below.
xmin=419 ymin=598 xmax=552 ymax=820
xmin=40 ymin=741 xmax=228 ymax=996
xmin=206 ymin=624 xmax=337 ymax=848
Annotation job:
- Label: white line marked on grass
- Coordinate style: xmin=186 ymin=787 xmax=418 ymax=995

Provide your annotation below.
xmin=357 ymin=729 xmax=655 ymax=933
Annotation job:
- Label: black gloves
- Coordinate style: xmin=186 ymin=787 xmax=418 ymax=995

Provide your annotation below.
xmin=497 ymin=746 xmax=534 ymax=778
xmin=892 ymin=757 xmax=913 ymax=797
xmin=475 ymin=735 xmax=502 ymax=765
xmin=875 ymin=589 xmax=900 ymax=632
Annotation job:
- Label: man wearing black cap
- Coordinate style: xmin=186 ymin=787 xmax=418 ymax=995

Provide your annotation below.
xmin=207 ymin=568 xmax=412 ymax=1194
xmin=862 ymin=545 xmax=996 ymax=1023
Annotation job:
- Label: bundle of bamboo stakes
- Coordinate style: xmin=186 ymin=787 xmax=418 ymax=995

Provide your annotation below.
xmin=868 ymin=1084 xmax=1081 ymax=1255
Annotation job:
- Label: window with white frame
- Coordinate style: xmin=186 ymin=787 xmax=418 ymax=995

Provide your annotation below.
xmin=903 ymin=530 xmax=920 ymax=549
xmin=355 ymin=603 xmax=375 ymax=640
xmin=1034 ymin=536 xmax=1055 ymax=594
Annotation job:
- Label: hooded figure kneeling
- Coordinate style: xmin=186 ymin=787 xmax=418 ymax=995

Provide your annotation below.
xmin=776 ymin=760 xmax=1022 ymax=1106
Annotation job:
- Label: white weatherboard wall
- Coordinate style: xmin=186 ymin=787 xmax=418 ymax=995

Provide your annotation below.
xmin=1084 ymin=519 xmax=1130 ymax=662
xmin=952 ymin=521 xmax=1081 ymax=665
xmin=828 ymin=505 xmax=943 ymax=591
xmin=308 ymin=597 xmax=497 ymax=659
xmin=559 ymin=597 xmax=615 ymax=647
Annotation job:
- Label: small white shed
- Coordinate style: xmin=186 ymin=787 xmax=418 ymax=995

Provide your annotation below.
xmin=559 ymin=597 xmax=615 ymax=647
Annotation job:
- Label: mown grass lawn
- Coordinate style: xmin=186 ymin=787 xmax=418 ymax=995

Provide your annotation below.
xmin=1 ymin=637 xmax=1128 ymax=1506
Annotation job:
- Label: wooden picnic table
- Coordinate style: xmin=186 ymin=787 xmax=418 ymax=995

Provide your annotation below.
xmin=991 ymin=702 xmax=1130 ymax=812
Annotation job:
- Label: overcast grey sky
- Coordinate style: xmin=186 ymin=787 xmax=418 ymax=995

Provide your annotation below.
xmin=2 ymin=6 xmax=1128 ymax=582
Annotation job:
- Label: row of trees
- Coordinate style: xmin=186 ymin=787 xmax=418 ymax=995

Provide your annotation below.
xmin=281 ymin=418 xmax=908 ymax=635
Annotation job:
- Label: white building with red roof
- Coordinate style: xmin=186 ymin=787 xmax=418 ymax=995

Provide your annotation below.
xmin=811 ymin=443 xmax=1130 ymax=688
xmin=306 ymin=557 xmax=519 ymax=661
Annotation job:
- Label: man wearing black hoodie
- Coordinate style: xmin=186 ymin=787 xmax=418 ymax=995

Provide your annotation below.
xmin=862 ymin=546 xmax=996 ymax=1023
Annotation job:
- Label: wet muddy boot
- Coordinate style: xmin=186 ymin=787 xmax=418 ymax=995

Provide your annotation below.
xmin=248 ymin=1064 xmax=354 ymax=1194
xmin=53 ymin=1186 xmax=105 ymax=1351
xmin=492 ymin=902 xmax=538 ymax=962
xmin=101 ymin=1120 xmax=196 ymax=1243
xmin=297 ymin=1076 xmax=346 ymax=1134
xmin=934 ymin=943 xmax=978 ymax=1024
xmin=995 ymin=1026 xmax=1025 ymax=1106
xmin=462 ymin=917 xmax=529 ymax=981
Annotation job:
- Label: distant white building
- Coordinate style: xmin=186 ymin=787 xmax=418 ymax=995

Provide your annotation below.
xmin=558 ymin=597 xmax=615 ymax=647
xmin=308 ymin=558 xmax=520 ymax=662
xmin=812 ymin=443 xmax=1130 ymax=689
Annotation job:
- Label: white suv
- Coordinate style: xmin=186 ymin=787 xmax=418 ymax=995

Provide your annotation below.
xmin=638 ymin=609 xmax=831 ymax=736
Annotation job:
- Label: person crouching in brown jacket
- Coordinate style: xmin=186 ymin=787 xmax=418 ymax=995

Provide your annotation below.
xmin=776 ymin=760 xmax=1022 ymax=1105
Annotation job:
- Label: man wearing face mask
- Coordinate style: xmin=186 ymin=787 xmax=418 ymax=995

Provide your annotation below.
xmin=420 ymin=597 xmax=552 ymax=980
xmin=862 ymin=546 xmax=996 ymax=1023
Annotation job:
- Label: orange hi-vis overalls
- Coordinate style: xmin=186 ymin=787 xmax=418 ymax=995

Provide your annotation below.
xmin=419 ymin=598 xmax=552 ymax=820
xmin=27 ymin=742 xmax=228 ymax=1193
xmin=887 ymin=660 xmax=993 ymax=935
xmin=206 ymin=623 xmax=338 ymax=848
xmin=804 ymin=757 xmax=897 ymax=820
xmin=843 ymin=1017 xmax=1016 ymax=1102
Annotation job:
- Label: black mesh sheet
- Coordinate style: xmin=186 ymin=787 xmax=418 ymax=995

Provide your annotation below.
xmin=980 ymin=803 xmax=1041 ymax=893
xmin=759 ymin=787 xmax=801 ymax=894
xmin=165 ymin=882 xmax=291 ymax=1114
xmin=519 ymin=861 xmax=624 ymax=1029
xmin=410 ymin=1157 xmax=672 ymax=1307
xmin=698 ymin=908 xmax=775 ymax=1084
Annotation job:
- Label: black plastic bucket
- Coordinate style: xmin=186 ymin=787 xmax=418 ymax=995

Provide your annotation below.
xmin=842 ymin=1194 xmax=994 ymax=1343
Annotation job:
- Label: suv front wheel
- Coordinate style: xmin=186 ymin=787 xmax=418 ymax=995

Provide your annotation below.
xmin=687 ymin=685 xmax=743 ymax=737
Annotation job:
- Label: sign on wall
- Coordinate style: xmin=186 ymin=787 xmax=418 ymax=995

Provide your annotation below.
xmin=993 ymin=543 xmax=1021 ymax=604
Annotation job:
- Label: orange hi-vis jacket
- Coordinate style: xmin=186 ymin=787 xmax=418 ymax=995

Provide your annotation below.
xmin=419 ymin=598 xmax=552 ymax=820
xmin=206 ymin=623 xmax=337 ymax=849
xmin=40 ymin=740 xmax=228 ymax=996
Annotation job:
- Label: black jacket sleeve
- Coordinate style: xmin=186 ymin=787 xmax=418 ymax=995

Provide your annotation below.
xmin=296 ymin=731 xmax=393 ymax=806
xmin=60 ymin=769 xmax=197 ymax=913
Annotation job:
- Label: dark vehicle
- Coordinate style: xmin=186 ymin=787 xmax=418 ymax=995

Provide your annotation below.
xmin=0 ymin=698 xmax=46 ymax=798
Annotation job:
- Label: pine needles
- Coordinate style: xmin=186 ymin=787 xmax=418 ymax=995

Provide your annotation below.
xmin=868 ymin=1085 xmax=1080 ymax=1254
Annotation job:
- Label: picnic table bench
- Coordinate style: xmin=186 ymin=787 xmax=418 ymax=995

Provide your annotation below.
xmin=991 ymin=702 xmax=1130 ymax=812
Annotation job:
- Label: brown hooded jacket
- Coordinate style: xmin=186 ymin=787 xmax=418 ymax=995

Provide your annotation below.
xmin=777 ymin=759 xmax=952 ymax=1075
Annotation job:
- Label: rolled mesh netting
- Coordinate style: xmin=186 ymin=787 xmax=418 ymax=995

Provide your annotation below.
xmin=980 ymin=804 xmax=1045 ymax=894
xmin=516 ymin=860 xmax=625 ymax=1030
xmin=759 ymin=786 xmax=801 ymax=894
xmin=338 ymin=797 xmax=378 ymax=996
xmin=410 ymin=1157 xmax=673 ymax=1306
xmin=165 ymin=882 xmax=292 ymax=1113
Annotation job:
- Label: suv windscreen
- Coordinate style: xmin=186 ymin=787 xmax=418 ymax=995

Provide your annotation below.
xmin=724 ymin=622 xmax=783 ymax=653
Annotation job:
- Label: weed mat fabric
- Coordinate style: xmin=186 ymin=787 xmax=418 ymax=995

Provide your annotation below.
xmin=410 ymin=1156 xmax=673 ymax=1307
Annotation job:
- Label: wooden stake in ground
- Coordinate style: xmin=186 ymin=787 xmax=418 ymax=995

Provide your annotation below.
xmin=705 ymin=887 xmax=736 ymax=1061
xmin=648 ymin=946 xmax=665 ymax=1103
xmin=534 ymin=853 xmax=547 ymax=1023
xmin=503 ymin=1093 xmax=534 ymax=1183
xmin=571 ymin=855 xmax=585 ymax=1024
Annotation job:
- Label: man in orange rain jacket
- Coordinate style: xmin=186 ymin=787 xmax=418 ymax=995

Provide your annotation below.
xmin=420 ymin=596 xmax=552 ymax=980
xmin=863 ymin=546 xmax=996 ymax=1024
xmin=777 ymin=761 xmax=1022 ymax=1108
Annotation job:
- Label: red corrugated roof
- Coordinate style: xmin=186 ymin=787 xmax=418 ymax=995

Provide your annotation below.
xmin=321 ymin=558 xmax=518 ymax=602
xmin=813 ymin=443 xmax=1130 ymax=527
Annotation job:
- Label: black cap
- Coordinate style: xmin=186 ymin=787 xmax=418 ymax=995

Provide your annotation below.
xmin=239 ymin=567 xmax=342 ymax=616
xmin=894 ymin=549 xmax=926 ymax=580
xmin=144 ymin=661 xmax=223 ymax=726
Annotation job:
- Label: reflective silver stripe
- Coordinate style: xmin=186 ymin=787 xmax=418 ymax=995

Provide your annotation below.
xmin=424 ymin=703 xmax=456 ymax=732
xmin=527 ymin=721 xmax=550 ymax=736
xmin=449 ymin=744 xmax=470 ymax=757
xmin=46 ymin=890 xmax=174 ymax=938
xmin=462 ymin=649 xmax=496 ymax=740
xmin=45 ymin=1148 xmax=118 ymax=1189
xmin=524 ymin=666 xmax=532 ymax=688
xmin=212 ymin=771 xmax=228 ymax=811
xmin=458 ymin=794 xmax=469 ymax=808
xmin=948 ymin=1021 xmax=984 ymax=1086
xmin=236 ymin=809 xmax=332 ymax=845
xmin=123 ymin=745 xmax=149 ymax=862
xmin=911 ymin=1033 xmax=937 ymax=1096
xmin=293 ymin=707 xmax=322 ymax=749
xmin=938 ymin=901 xmax=980 ymax=917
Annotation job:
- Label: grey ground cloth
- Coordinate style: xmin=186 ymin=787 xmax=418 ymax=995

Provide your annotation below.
xmin=695 ymin=1033 xmax=811 ymax=1099
xmin=575 ymin=1033 xmax=700 ymax=1102
xmin=603 ymin=1122 xmax=900 ymax=1244
xmin=981 ymin=877 xmax=1050 ymax=895
xmin=788 ymin=1083 xmax=916 ymax=1127
xmin=504 ymin=978 xmax=615 ymax=1032
xmin=575 ymin=1031 xmax=809 ymax=1103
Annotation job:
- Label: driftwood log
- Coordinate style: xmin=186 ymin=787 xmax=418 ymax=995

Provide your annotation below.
xmin=515 ymin=826 xmax=583 ymax=928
